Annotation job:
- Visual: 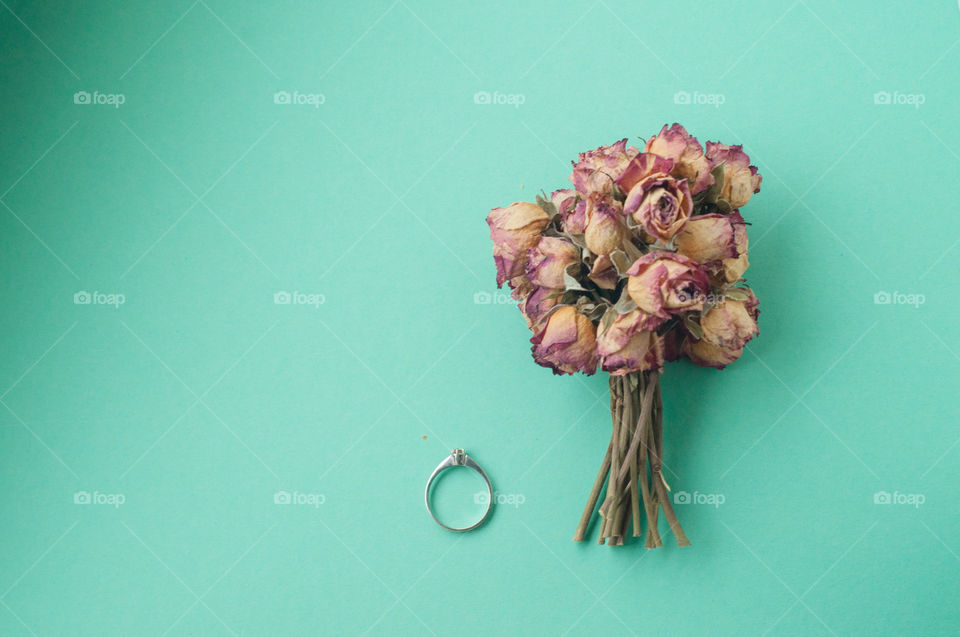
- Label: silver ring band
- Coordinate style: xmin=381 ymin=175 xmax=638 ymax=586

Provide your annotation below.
xmin=424 ymin=448 xmax=493 ymax=532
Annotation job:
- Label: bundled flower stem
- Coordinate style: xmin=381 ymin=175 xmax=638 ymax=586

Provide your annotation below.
xmin=573 ymin=371 xmax=690 ymax=546
xmin=486 ymin=124 xmax=763 ymax=549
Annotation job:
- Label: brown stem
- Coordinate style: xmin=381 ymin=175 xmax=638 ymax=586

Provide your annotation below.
xmin=599 ymin=377 xmax=622 ymax=543
xmin=647 ymin=411 xmax=690 ymax=547
xmin=573 ymin=440 xmax=611 ymax=542
xmin=613 ymin=373 xmax=658 ymax=492
xmin=642 ymin=397 xmax=662 ymax=548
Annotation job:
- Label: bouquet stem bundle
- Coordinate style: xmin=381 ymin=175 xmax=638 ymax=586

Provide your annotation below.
xmin=573 ymin=371 xmax=690 ymax=547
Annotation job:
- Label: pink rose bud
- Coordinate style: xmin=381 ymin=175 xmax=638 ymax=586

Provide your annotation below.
xmin=644 ymin=124 xmax=714 ymax=194
xmin=518 ymin=285 xmax=561 ymax=327
xmin=675 ymin=211 xmax=743 ymax=264
xmin=525 ymin=236 xmax=580 ymax=289
xmin=569 ymin=139 xmax=639 ymax=196
xmin=551 ymin=188 xmax=576 ymax=214
xmin=530 ymin=306 xmax=599 ymax=375
xmin=705 ymin=142 xmax=762 ymax=208
xmin=623 ymin=174 xmax=693 ymax=242
xmin=597 ymin=310 xmax=665 ymax=375
xmin=683 ymin=290 xmax=759 ymax=369
xmin=615 ymin=152 xmax=675 ymax=194
xmin=583 ymin=195 xmax=626 ymax=256
xmin=588 ymin=254 xmax=619 ymax=290
xmin=722 ymin=218 xmax=750 ymax=282
xmin=487 ymin=202 xmax=550 ymax=287
xmin=682 ymin=338 xmax=743 ymax=369
xmin=700 ymin=298 xmax=759 ymax=350
xmin=626 ymin=252 xmax=710 ymax=319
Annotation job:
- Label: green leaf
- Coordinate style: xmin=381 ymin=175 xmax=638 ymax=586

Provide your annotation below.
xmin=610 ymin=250 xmax=633 ymax=276
xmin=613 ymin=287 xmax=637 ymax=314
xmin=683 ymin=313 xmax=703 ymax=340
xmin=563 ymin=262 xmax=587 ymax=291
xmin=535 ymin=192 xmax=557 ymax=218
xmin=724 ymin=287 xmax=750 ymax=301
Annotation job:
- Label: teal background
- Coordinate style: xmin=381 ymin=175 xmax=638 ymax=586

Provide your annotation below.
xmin=1 ymin=1 xmax=958 ymax=635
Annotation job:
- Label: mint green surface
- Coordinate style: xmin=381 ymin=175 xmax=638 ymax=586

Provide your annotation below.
xmin=2 ymin=1 xmax=959 ymax=635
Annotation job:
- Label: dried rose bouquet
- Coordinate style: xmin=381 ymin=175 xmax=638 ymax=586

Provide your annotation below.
xmin=486 ymin=124 xmax=762 ymax=547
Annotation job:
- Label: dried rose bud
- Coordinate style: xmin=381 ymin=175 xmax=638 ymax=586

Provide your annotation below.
xmin=623 ymin=174 xmax=693 ymax=242
xmin=487 ymin=202 xmax=550 ymax=287
xmin=615 ymin=152 xmax=675 ymax=194
xmin=569 ymin=139 xmax=638 ymax=196
xmin=530 ymin=306 xmax=599 ymax=375
xmin=682 ymin=338 xmax=743 ymax=369
xmin=597 ymin=310 xmax=665 ymax=375
xmin=683 ymin=289 xmax=759 ymax=369
xmin=584 ymin=195 xmax=626 ymax=256
xmin=561 ymin=198 xmax=588 ymax=234
xmin=588 ymin=254 xmax=619 ymax=290
xmin=675 ymin=211 xmax=743 ymax=264
xmin=705 ymin=142 xmax=761 ymax=208
xmin=518 ymin=285 xmax=561 ymax=326
xmin=700 ymin=299 xmax=759 ymax=350
xmin=525 ymin=236 xmax=579 ymax=289
xmin=644 ymin=124 xmax=713 ymax=194
xmin=626 ymin=252 xmax=710 ymax=319
xmin=551 ymin=189 xmax=576 ymax=217
xmin=722 ymin=218 xmax=750 ymax=282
